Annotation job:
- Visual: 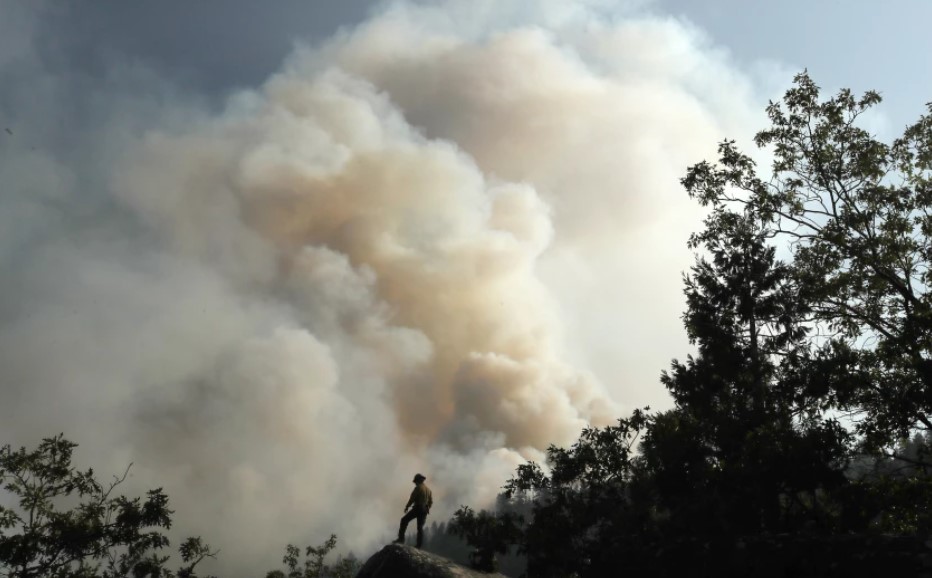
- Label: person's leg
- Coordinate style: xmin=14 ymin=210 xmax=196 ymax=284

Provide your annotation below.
xmin=415 ymin=510 xmax=427 ymax=548
xmin=396 ymin=509 xmax=418 ymax=543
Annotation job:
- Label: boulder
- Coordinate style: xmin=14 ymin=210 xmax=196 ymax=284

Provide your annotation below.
xmin=356 ymin=544 xmax=508 ymax=578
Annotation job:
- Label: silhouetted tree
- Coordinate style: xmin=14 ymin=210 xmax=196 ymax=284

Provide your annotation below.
xmin=460 ymin=73 xmax=932 ymax=577
xmin=265 ymin=535 xmax=360 ymax=578
xmin=421 ymin=521 xmax=469 ymax=563
xmin=651 ymin=210 xmax=851 ymax=535
xmin=683 ymin=71 xmax=932 ymax=453
xmin=447 ymin=506 xmax=522 ymax=573
xmin=502 ymin=410 xmax=651 ymax=578
xmin=0 ymin=434 xmax=216 ymax=578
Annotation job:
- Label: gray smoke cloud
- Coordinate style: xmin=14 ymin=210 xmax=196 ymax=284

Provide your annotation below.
xmin=0 ymin=0 xmax=769 ymax=573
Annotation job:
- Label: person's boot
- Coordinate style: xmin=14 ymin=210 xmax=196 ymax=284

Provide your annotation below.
xmin=392 ymin=536 xmax=404 ymax=545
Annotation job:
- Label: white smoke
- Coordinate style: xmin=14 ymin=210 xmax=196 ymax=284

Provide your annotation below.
xmin=0 ymin=0 xmax=769 ymax=573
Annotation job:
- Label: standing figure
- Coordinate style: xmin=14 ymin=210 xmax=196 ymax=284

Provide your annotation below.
xmin=394 ymin=473 xmax=433 ymax=548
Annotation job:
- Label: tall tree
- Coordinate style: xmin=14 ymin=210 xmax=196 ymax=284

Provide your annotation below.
xmin=456 ymin=73 xmax=932 ymax=577
xmin=670 ymin=211 xmax=808 ymax=421
xmin=654 ymin=211 xmax=849 ymax=535
xmin=683 ymin=72 xmax=932 ymax=452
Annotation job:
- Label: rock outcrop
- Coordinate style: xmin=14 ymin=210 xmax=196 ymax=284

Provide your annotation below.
xmin=356 ymin=544 xmax=508 ymax=578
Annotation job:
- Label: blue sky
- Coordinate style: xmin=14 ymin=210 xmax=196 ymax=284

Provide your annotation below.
xmin=31 ymin=0 xmax=932 ymax=130
xmin=659 ymin=0 xmax=932 ymax=132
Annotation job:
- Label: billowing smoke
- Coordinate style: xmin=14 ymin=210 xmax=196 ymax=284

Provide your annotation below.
xmin=0 ymin=0 xmax=767 ymax=573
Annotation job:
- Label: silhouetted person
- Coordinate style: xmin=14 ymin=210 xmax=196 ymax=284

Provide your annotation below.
xmin=394 ymin=473 xmax=433 ymax=548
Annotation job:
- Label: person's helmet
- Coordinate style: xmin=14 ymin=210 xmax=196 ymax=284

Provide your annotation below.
xmin=413 ymin=473 xmax=426 ymax=483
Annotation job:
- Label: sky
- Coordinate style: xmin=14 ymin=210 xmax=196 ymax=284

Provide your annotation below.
xmin=1 ymin=0 xmax=930 ymax=574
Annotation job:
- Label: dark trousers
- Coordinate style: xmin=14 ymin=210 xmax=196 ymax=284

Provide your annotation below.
xmin=397 ymin=506 xmax=427 ymax=547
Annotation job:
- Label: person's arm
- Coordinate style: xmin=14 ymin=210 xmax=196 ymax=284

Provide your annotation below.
xmin=404 ymin=488 xmax=415 ymax=511
xmin=426 ymin=488 xmax=433 ymax=512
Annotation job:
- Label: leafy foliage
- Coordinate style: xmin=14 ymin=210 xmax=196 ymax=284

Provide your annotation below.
xmin=683 ymin=71 xmax=932 ymax=449
xmin=495 ymin=210 xmax=855 ymax=575
xmin=654 ymin=210 xmax=851 ymax=535
xmin=0 ymin=434 xmax=216 ymax=578
xmin=452 ymin=73 xmax=932 ymax=577
xmin=502 ymin=411 xmax=651 ymax=577
xmin=447 ymin=506 xmax=523 ymax=573
xmin=264 ymin=535 xmax=359 ymax=578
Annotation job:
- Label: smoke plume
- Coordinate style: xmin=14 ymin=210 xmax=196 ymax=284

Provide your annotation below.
xmin=0 ymin=0 xmax=767 ymax=572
